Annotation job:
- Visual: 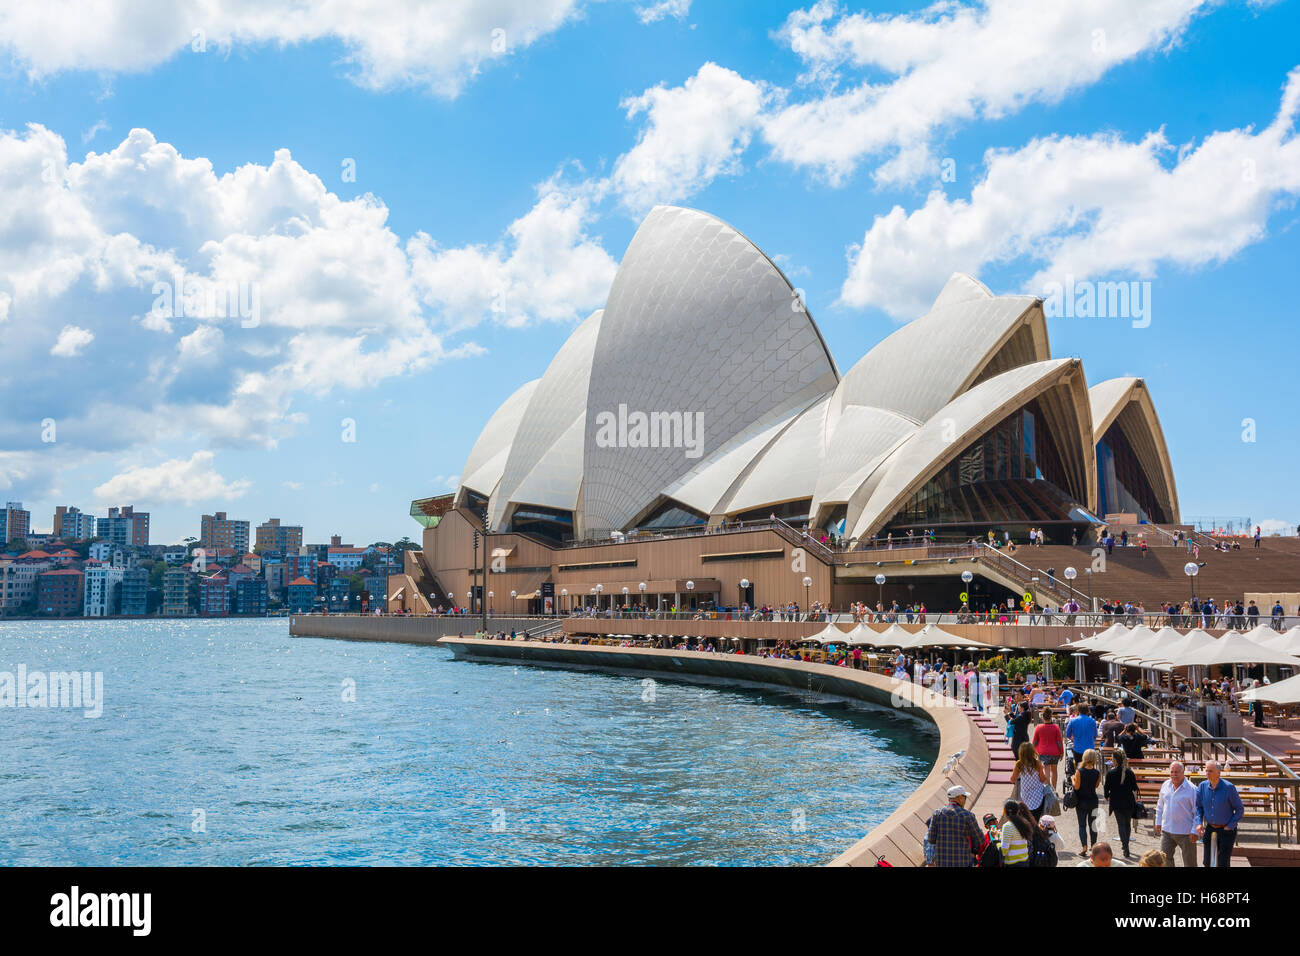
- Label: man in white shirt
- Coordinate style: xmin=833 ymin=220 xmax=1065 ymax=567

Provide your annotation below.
xmin=1153 ymin=761 xmax=1199 ymax=867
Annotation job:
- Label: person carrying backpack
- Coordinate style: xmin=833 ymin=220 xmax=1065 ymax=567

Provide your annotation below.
xmin=999 ymin=800 xmax=1035 ymax=867
xmin=1028 ymin=818 xmax=1060 ymax=868
xmin=978 ymin=813 xmax=1003 ymax=868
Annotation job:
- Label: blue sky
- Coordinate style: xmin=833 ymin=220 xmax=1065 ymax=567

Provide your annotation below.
xmin=1 ymin=0 xmax=1298 ymax=545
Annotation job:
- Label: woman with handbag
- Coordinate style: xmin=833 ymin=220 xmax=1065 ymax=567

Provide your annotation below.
xmin=1032 ymin=706 xmax=1064 ymax=788
xmin=1010 ymin=742 xmax=1050 ymax=820
xmin=1104 ymin=749 xmax=1142 ymax=859
xmin=1071 ymin=749 xmax=1102 ymax=856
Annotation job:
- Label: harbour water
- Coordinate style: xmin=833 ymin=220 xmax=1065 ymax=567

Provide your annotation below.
xmin=0 ymin=619 xmax=936 ymax=865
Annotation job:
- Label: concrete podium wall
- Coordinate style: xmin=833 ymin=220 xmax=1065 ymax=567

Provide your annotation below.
xmin=289 ymin=615 xmax=548 ymax=645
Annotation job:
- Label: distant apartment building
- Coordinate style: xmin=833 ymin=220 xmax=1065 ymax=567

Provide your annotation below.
xmin=120 ymin=567 xmax=148 ymax=616
xmin=240 ymin=553 xmax=261 ymax=574
xmin=255 ymin=518 xmax=303 ymax=555
xmin=200 ymin=512 xmax=249 ymax=553
xmin=0 ymin=561 xmax=40 ymax=614
xmin=53 ymin=506 xmax=97 ymax=541
xmin=286 ymin=576 xmax=317 ymax=613
xmin=198 ymin=573 xmax=230 ymax=616
xmin=326 ymin=545 xmax=367 ymax=572
xmin=315 ymin=561 xmax=338 ymax=593
xmin=37 ymin=569 xmax=85 ymax=616
xmin=163 ymin=568 xmax=191 ymax=616
xmin=1 ymin=501 xmax=31 ymax=544
xmin=284 ymin=551 xmax=315 ymax=582
xmin=263 ymin=560 xmax=287 ymax=601
xmin=328 ymin=577 xmax=351 ymax=611
xmin=162 ymin=547 xmax=187 ymax=565
xmin=234 ymin=577 xmax=268 ymax=616
xmin=226 ymin=564 xmax=255 ymax=592
xmin=96 ymin=506 xmax=150 ymax=547
xmin=84 ymin=565 xmax=125 ymax=617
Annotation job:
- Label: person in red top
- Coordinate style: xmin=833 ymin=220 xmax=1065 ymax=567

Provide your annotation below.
xmin=1032 ymin=706 xmax=1064 ymax=788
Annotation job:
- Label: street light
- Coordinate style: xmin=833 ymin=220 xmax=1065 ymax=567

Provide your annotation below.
xmin=685 ymin=580 xmax=695 ymax=611
xmin=803 ymin=575 xmax=813 ymax=614
xmin=875 ymin=572 xmax=886 ymax=610
xmin=559 ymin=588 xmax=566 ymax=613
xmin=739 ymin=577 xmax=750 ymax=609
xmin=1184 ymin=561 xmax=1199 ymax=604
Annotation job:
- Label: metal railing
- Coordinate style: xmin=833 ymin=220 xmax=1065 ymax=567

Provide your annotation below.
xmin=1067 ymin=681 xmax=1300 ymax=846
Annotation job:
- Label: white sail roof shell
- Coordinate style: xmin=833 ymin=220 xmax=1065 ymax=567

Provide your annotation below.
xmin=442 ymin=207 xmax=1175 ymax=543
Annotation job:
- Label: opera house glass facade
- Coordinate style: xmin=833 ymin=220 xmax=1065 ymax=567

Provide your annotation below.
xmin=400 ymin=205 xmax=1179 ymax=611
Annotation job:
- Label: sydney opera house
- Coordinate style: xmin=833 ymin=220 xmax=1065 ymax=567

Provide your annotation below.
xmin=388 ymin=206 xmax=1179 ymax=616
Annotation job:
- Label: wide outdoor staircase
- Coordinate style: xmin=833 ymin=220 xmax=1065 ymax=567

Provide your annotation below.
xmin=1019 ymin=543 xmax=1300 ymax=610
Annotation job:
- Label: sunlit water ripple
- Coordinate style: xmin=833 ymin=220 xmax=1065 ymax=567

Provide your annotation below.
xmin=0 ymin=619 xmax=937 ymax=866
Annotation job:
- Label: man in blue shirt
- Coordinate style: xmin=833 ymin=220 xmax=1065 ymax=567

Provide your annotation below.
xmin=1058 ymin=687 xmax=1074 ymax=708
xmin=1117 ymin=697 xmax=1136 ymax=725
xmin=1195 ymin=760 xmax=1245 ymax=867
xmin=1064 ymin=706 xmax=1097 ymax=763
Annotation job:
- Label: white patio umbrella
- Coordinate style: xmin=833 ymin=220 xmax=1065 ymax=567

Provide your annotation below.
xmin=1063 ymin=622 xmax=1130 ymax=652
xmin=1168 ymin=631 xmax=1300 ymax=668
xmin=1245 ymin=624 xmax=1300 ymax=654
xmin=807 ymin=621 xmax=854 ymax=645
xmin=873 ymin=622 xmax=922 ymax=649
xmin=1097 ymin=624 xmax=1161 ymax=662
xmin=1239 ymin=673 xmax=1300 ymax=706
xmin=844 ymin=622 xmax=886 ymax=645
xmin=1132 ymin=628 xmax=1216 ymax=668
xmin=910 ymin=623 xmax=990 ymax=649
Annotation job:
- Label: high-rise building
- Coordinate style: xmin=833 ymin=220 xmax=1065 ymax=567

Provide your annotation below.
xmin=53 ymin=506 xmax=97 ymax=541
xmin=234 ymin=578 xmax=268 ymax=616
xmin=163 ymin=568 xmax=191 ymax=616
xmin=198 ymin=573 xmax=231 ymax=616
xmin=84 ymin=565 xmax=124 ymax=617
xmin=37 ymin=569 xmax=84 ymax=616
xmin=1 ymin=502 xmax=31 ymax=545
xmin=0 ymin=560 xmax=39 ymax=614
xmin=120 ymin=567 xmax=148 ymax=616
xmin=255 ymin=518 xmax=303 ymax=554
xmin=200 ymin=512 xmax=250 ymax=553
xmin=97 ymin=506 xmax=150 ymax=547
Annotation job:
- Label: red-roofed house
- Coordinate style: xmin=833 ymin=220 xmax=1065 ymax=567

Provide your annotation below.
xmin=286 ymin=576 xmax=317 ymax=613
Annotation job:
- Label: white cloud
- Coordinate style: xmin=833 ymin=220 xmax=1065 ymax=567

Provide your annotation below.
xmin=50 ymin=325 xmax=94 ymax=357
xmin=0 ymin=125 xmax=615 ymax=464
xmin=282 ymin=480 xmax=303 ymax=491
xmin=765 ymin=0 xmax=1217 ymax=185
xmin=610 ymin=63 xmax=768 ymax=211
xmin=841 ymin=68 xmax=1300 ymax=318
xmin=80 ymin=118 xmax=109 ymax=144
xmin=409 ymin=180 xmax=617 ymax=329
xmin=92 ymin=451 xmax=251 ymax=505
xmin=636 ymin=0 xmax=692 ymax=24
xmin=0 ymin=0 xmax=588 ymax=97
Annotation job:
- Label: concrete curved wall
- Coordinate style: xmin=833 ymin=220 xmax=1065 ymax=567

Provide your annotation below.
xmin=439 ymin=636 xmax=991 ymax=867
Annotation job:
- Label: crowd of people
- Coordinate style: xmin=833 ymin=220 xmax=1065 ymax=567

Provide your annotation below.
xmin=926 ymin=678 xmax=1250 ymax=867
